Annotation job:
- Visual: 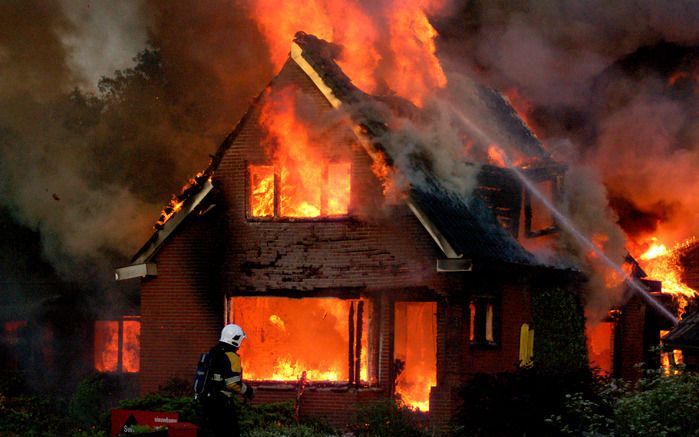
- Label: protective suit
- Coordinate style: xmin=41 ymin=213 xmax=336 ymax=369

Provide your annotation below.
xmin=201 ymin=324 xmax=253 ymax=437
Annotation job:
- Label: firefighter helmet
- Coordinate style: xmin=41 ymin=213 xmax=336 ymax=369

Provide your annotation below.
xmin=220 ymin=324 xmax=246 ymax=347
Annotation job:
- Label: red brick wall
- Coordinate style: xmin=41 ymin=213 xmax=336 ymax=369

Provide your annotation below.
xmin=139 ymin=211 xmax=224 ymax=394
xmin=214 ymin=60 xmax=450 ymax=295
xmin=616 ymin=296 xmax=646 ymax=381
xmin=137 ymin=58 xmax=542 ymax=430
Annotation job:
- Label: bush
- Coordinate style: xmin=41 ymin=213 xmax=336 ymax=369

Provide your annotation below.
xmin=351 ymin=399 xmax=429 ymax=437
xmin=453 ymin=367 xmax=596 ymax=436
xmin=549 ymin=369 xmax=699 ymax=436
xmin=69 ymin=372 xmax=121 ymax=428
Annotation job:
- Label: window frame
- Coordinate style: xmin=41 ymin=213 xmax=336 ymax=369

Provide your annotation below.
xmin=93 ymin=315 xmax=141 ymax=374
xmin=468 ymin=295 xmax=500 ymax=348
xmin=523 ymin=173 xmax=562 ymax=238
xmin=245 ymin=160 xmax=352 ymax=221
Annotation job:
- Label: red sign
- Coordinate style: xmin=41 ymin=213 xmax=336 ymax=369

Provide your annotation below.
xmin=110 ymin=409 xmax=179 ymax=436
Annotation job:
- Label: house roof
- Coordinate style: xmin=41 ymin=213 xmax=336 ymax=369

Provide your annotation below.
xmin=663 ymin=310 xmax=699 ymax=351
xmin=118 ymin=32 xmax=556 ymax=276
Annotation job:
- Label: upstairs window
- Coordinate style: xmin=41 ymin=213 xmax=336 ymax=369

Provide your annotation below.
xmin=248 ymin=161 xmax=351 ymax=219
xmin=523 ymin=173 xmax=562 ymax=238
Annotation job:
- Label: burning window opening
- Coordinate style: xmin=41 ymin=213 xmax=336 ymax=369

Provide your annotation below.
xmin=586 ymin=321 xmax=615 ymax=375
xmin=660 ymin=329 xmax=685 ymax=375
xmin=394 ymin=301 xmax=437 ymax=411
xmin=227 ymin=296 xmax=370 ymax=385
xmin=469 ymin=297 xmax=498 ymax=346
xmin=94 ymin=316 xmax=140 ymax=373
xmin=523 ymin=177 xmax=560 ymax=238
xmin=248 ymin=162 xmax=351 ymax=219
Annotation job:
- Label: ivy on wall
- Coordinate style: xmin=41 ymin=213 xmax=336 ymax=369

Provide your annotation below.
xmin=531 ymin=286 xmax=589 ymax=373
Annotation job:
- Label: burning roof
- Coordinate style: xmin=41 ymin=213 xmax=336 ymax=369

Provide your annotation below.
xmin=119 ymin=31 xmax=570 ymax=276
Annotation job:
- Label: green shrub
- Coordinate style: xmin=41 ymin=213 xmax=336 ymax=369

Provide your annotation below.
xmin=454 ymin=367 xmax=596 ymax=436
xmin=351 ymin=399 xmax=429 ymax=437
xmin=68 ymin=372 xmax=121 ymax=428
xmin=548 ymin=369 xmax=699 ymax=436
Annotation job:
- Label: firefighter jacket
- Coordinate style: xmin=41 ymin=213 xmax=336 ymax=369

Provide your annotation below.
xmin=208 ymin=341 xmax=250 ymax=397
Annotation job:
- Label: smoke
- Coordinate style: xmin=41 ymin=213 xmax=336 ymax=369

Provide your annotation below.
xmin=0 ymin=1 xmax=274 ymax=291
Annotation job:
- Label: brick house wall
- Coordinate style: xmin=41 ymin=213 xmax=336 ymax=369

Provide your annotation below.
xmin=135 ymin=57 xmax=565 ymax=432
xmin=139 ymin=210 xmax=224 ymax=394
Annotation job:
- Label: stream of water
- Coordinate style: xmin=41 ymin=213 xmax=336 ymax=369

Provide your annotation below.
xmin=448 ymin=103 xmax=678 ymax=325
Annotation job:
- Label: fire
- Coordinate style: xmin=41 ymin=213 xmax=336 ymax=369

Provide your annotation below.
xmin=94 ymin=318 xmax=140 ymax=373
xmin=250 ymin=165 xmax=275 ymax=217
xmin=254 ymin=87 xmax=351 ymax=218
xmin=637 ymin=237 xmax=698 ymax=315
xmin=586 ymin=321 xmax=614 ymax=375
xmin=94 ymin=321 xmax=119 ymax=373
xmin=487 ymin=145 xmax=507 ymax=167
xmin=394 ymin=301 xmax=437 ymax=411
xmin=230 ymin=297 xmax=369 ymax=383
xmin=122 ymin=319 xmax=141 ymax=373
xmin=244 ymin=0 xmax=447 ymax=106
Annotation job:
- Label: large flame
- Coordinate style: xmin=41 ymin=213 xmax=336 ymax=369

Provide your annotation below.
xmin=94 ymin=319 xmax=140 ymax=373
xmin=244 ymin=0 xmax=447 ymax=107
xmin=637 ymin=237 xmax=697 ymax=315
xmin=255 ymin=87 xmax=351 ymax=218
xmin=230 ymin=297 xmax=369 ymax=383
xmin=394 ymin=301 xmax=437 ymax=411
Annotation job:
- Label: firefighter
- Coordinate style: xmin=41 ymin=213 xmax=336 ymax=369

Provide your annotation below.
xmin=201 ymin=324 xmax=254 ymax=437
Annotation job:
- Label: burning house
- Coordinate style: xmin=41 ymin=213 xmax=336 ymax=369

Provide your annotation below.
xmin=113 ymin=32 xmax=680 ymax=430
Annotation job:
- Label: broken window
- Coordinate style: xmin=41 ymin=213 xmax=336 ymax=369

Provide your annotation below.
xmin=94 ymin=316 xmax=140 ymax=373
xmin=227 ymin=296 xmax=370 ymax=384
xmin=523 ymin=173 xmax=562 ymax=237
xmin=469 ymin=296 xmax=498 ymax=346
xmin=394 ymin=301 xmax=437 ymax=411
xmin=248 ymin=162 xmax=351 ymax=219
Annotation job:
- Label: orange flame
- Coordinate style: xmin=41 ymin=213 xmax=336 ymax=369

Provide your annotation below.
xmin=231 ymin=297 xmax=369 ymax=383
xmin=245 ymin=0 xmax=447 ymax=107
xmin=394 ymin=301 xmax=436 ymax=411
xmin=256 ymin=87 xmax=351 ymax=218
xmin=94 ymin=321 xmax=119 ymax=372
xmin=637 ymin=237 xmax=697 ymax=315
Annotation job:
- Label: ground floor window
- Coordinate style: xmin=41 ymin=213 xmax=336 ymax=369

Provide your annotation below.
xmin=586 ymin=321 xmax=614 ymax=375
xmin=227 ymin=296 xmax=370 ymax=384
xmin=394 ymin=301 xmax=437 ymax=411
xmin=94 ymin=316 xmax=140 ymax=373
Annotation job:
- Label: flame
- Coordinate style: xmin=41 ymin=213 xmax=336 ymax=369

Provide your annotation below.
xmin=250 ymin=165 xmax=275 ymax=217
xmin=487 ymin=145 xmax=507 ymax=167
xmin=394 ymin=301 xmax=436 ymax=411
xmin=586 ymin=321 xmax=614 ymax=375
xmin=636 ymin=237 xmax=698 ymax=315
xmin=94 ymin=319 xmax=140 ymax=373
xmin=231 ymin=297 xmax=369 ymax=383
xmin=122 ymin=319 xmax=140 ymax=373
xmin=244 ymin=0 xmax=447 ymax=107
xmin=94 ymin=321 xmax=119 ymax=372
xmin=257 ymin=87 xmax=350 ymax=218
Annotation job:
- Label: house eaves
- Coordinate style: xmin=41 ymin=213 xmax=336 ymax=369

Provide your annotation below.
xmin=114 ymin=179 xmax=214 ymax=281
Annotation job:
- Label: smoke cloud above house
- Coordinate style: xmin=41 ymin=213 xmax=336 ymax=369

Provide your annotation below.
xmin=1 ymin=0 xmax=698 ymax=315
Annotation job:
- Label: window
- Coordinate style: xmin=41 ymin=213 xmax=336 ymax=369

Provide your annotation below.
xmin=94 ymin=316 xmax=140 ymax=373
xmin=469 ymin=296 xmax=498 ymax=346
xmin=394 ymin=301 xmax=437 ymax=411
xmin=248 ymin=161 xmax=351 ymax=219
xmin=226 ymin=296 xmax=370 ymax=384
xmin=523 ymin=175 xmax=561 ymax=237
